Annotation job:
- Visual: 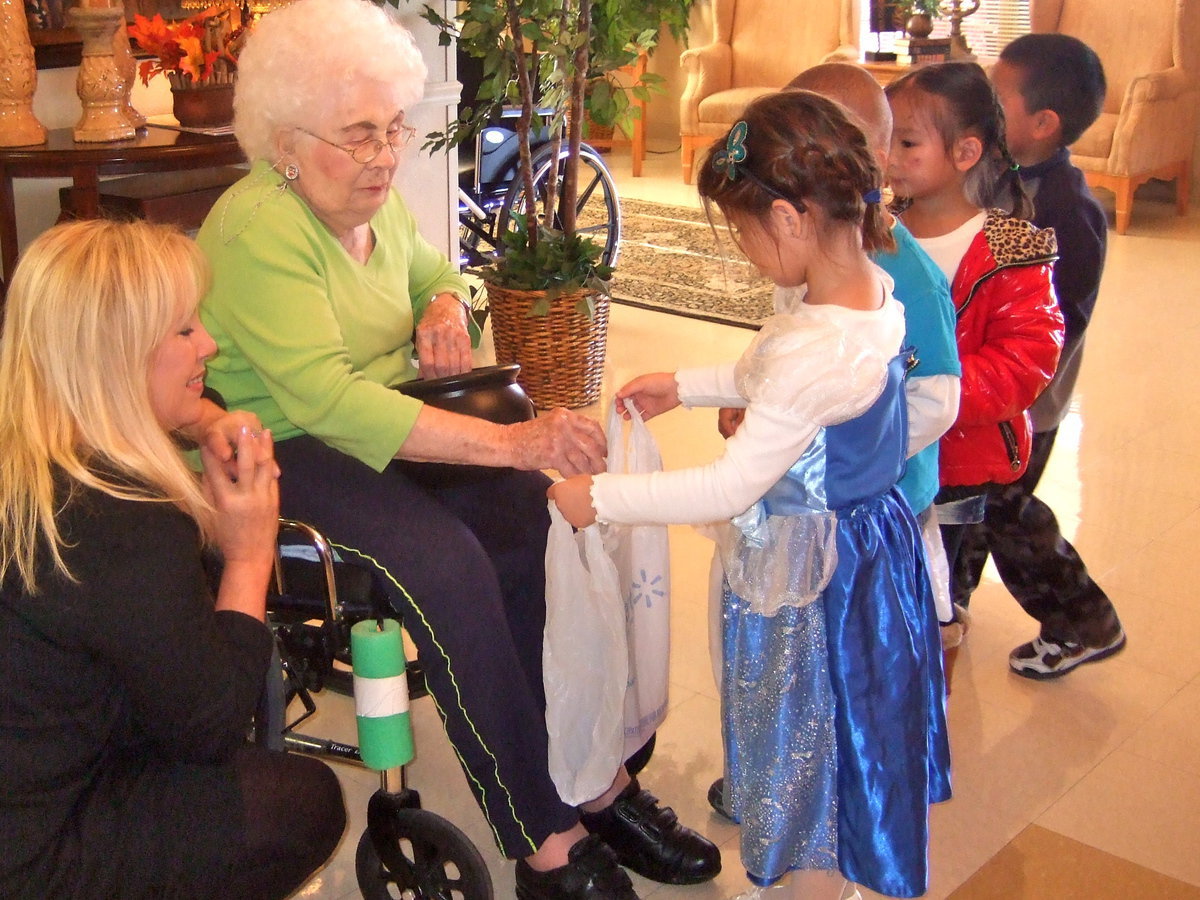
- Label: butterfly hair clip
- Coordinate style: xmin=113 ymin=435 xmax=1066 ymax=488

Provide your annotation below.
xmin=712 ymin=120 xmax=749 ymax=180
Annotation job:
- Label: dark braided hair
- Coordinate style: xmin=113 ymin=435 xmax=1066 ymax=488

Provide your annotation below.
xmin=885 ymin=61 xmax=1033 ymax=220
xmin=697 ymin=90 xmax=895 ymax=255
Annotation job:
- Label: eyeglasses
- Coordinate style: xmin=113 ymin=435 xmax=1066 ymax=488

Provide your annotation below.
xmin=296 ymin=123 xmax=416 ymax=164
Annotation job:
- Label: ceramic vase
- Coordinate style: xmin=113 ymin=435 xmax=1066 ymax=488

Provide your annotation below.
xmin=905 ymin=12 xmax=934 ymax=38
xmin=69 ymin=4 xmax=136 ymax=142
xmin=171 ymin=82 xmax=235 ymax=129
xmin=114 ymin=20 xmax=145 ymax=129
xmin=0 ymin=0 xmax=47 ymax=147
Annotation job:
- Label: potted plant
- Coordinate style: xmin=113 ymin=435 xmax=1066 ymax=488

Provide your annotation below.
xmin=128 ymin=6 xmax=246 ymax=127
xmin=583 ymin=0 xmax=692 ymax=138
xmin=894 ymin=0 xmax=942 ymax=38
xmin=419 ymin=0 xmax=689 ymax=408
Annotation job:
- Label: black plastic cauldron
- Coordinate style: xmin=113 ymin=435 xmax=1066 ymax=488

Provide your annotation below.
xmin=393 ymin=364 xmax=536 ymax=484
xmin=394 ymin=363 xmax=535 ymax=425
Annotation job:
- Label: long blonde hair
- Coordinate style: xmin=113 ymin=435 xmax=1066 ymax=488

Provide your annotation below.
xmin=0 ymin=219 xmax=216 ymax=593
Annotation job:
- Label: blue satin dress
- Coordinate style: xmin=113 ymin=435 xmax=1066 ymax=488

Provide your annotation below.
xmin=720 ymin=350 xmax=952 ymax=898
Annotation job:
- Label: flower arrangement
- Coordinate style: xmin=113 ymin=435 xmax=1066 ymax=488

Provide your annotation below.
xmin=128 ymin=6 xmax=245 ymax=89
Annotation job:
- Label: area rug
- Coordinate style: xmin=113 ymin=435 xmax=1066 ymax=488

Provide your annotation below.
xmin=611 ymin=198 xmax=773 ymax=329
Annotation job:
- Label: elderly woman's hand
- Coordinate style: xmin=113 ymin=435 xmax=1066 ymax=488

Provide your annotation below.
xmin=508 ymin=408 xmax=607 ymax=477
xmin=196 ymin=407 xmax=266 ymax=481
xmin=415 ymin=293 xmax=473 ymax=379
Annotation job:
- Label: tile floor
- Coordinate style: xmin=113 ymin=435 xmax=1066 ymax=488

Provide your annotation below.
xmin=291 ymin=146 xmax=1200 ymax=899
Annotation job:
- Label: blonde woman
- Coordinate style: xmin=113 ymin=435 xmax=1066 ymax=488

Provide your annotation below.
xmin=0 ymin=220 xmax=345 ymax=899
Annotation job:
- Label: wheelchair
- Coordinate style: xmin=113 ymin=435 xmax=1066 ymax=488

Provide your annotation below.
xmin=260 ymin=365 xmax=657 ymax=899
xmin=265 ymin=516 xmax=495 ymax=900
xmin=259 ymin=366 xmax=536 ymax=899
xmin=456 ymin=109 xmax=623 ymax=273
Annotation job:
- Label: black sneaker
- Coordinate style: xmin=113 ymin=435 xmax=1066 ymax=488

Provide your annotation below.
xmin=515 ymin=834 xmax=638 ymax=900
xmin=706 ymin=776 xmax=732 ymax=821
xmin=579 ymin=777 xmax=721 ymax=885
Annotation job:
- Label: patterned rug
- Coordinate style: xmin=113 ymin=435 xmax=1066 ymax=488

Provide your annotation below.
xmin=610 ymin=198 xmax=773 ymax=329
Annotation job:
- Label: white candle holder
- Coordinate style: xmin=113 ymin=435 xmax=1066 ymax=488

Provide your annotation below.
xmin=69 ymin=4 xmax=137 ymax=143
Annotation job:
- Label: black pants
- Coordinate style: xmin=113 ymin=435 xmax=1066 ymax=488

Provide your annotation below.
xmin=226 ymin=747 xmax=347 ymax=899
xmin=952 ymin=428 xmax=1123 ymax=647
xmin=30 ymin=744 xmax=343 ymax=900
xmin=275 ymin=436 xmax=579 ymax=859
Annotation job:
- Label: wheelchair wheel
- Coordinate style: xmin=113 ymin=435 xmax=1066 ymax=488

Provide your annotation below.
xmin=497 ymin=142 xmax=621 ymax=269
xmin=355 ymin=809 xmax=494 ymax=900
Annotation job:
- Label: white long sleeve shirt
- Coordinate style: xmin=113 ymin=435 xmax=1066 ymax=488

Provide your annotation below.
xmin=591 ymin=298 xmax=907 ymax=526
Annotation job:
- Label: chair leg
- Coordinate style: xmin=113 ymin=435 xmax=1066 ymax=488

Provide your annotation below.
xmin=681 ymin=135 xmax=720 ymax=185
xmin=1113 ymin=176 xmax=1135 ymax=235
xmin=682 ymin=135 xmax=697 ymax=184
xmin=1083 ymin=169 xmax=1136 ymax=234
xmin=1175 ymin=161 xmax=1191 ymax=216
xmin=1085 ymin=163 xmax=1193 ymax=235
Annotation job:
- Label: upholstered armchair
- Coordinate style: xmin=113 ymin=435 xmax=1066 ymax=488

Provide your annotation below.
xmin=1032 ymin=0 xmax=1199 ymax=233
xmin=678 ymin=0 xmax=859 ymax=183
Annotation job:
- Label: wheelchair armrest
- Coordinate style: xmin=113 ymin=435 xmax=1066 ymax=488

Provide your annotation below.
xmin=274 ymin=519 xmax=383 ymax=623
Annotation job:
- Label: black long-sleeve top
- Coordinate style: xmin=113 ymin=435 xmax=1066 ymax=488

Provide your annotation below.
xmin=1023 ymin=147 xmax=1108 ymax=431
xmin=0 ymin=478 xmax=273 ymax=894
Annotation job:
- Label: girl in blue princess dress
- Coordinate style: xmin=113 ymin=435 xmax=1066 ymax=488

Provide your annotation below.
xmin=550 ymin=90 xmax=951 ymax=900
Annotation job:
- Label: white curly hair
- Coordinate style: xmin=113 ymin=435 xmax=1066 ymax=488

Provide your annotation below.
xmin=233 ymin=0 xmax=428 ymax=163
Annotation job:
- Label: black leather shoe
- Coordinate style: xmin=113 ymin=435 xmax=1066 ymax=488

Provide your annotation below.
xmin=515 ymin=834 xmax=639 ymax=900
xmin=579 ymin=777 xmax=721 ymax=885
xmin=707 ymin=776 xmax=733 ymax=821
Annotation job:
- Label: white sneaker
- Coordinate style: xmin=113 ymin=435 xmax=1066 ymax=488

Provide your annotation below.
xmin=1009 ymin=629 xmax=1126 ymax=679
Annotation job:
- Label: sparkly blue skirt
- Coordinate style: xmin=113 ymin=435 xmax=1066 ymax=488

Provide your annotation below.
xmin=721 ymin=489 xmax=951 ymax=897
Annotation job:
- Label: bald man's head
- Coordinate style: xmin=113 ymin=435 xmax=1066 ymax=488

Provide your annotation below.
xmin=786 ymin=62 xmax=892 ymax=160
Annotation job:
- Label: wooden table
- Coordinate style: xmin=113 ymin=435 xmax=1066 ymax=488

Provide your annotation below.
xmin=0 ymin=125 xmax=245 ymax=287
xmin=860 ymin=60 xmax=913 ymax=86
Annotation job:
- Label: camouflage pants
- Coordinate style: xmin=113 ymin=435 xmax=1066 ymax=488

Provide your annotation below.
xmin=952 ymin=428 xmax=1123 ymax=648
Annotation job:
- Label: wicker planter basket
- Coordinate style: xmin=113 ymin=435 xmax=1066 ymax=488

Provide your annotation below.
xmin=485 ymin=283 xmax=610 ymax=409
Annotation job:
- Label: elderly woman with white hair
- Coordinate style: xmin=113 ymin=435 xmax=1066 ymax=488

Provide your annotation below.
xmin=195 ymin=0 xmax=719 ymax=897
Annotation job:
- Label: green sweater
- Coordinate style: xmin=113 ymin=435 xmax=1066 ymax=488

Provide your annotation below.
xmin=197 ymin=161 xmax=472 ymax=472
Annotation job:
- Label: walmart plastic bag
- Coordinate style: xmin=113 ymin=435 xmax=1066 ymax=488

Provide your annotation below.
xmin=544 ymin=503 xmax=628 ymax=806
xmin=603 ymin=402 xmax=671 ymax=759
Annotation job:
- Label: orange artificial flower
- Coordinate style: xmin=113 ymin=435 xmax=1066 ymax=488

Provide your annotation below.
xmin=128 ymin=8 xmax=238 ymax=88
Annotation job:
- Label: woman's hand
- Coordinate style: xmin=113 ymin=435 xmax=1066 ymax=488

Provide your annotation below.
xmin=196 ymin=408 xmax=265 ymax=480
xmin=507 ymin=409 xmax=607 ymax=477
xmin=548 ymin=476 xmax=598 ymax=528
xmin=616 ymin=373 xmax=681 ymax=421
xmin=415 ymin=293 xmax=473 ymax=379
xmin=200 ymin=427 xmax=280 ymax=572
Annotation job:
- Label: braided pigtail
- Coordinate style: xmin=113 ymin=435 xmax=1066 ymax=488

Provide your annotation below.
xmin=861 ymin=191 xmax=895 ymax=255
xmin=994 ymin=124 xmax=1034 ymax=220
xmin=698 ymin=90 xmax=895 ymax=255
xmin=986 ymin=83 xmax=1034 ymax=218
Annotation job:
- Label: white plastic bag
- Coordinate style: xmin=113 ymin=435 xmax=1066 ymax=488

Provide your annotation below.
xmin=603 ymin=402 xmax=671 ymax=759
xmin=543 ymin=503 xmax=629 ymax=806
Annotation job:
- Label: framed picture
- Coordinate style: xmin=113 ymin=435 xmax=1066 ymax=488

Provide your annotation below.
xmin=30 ymin=0 xmax=191 ymax=68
